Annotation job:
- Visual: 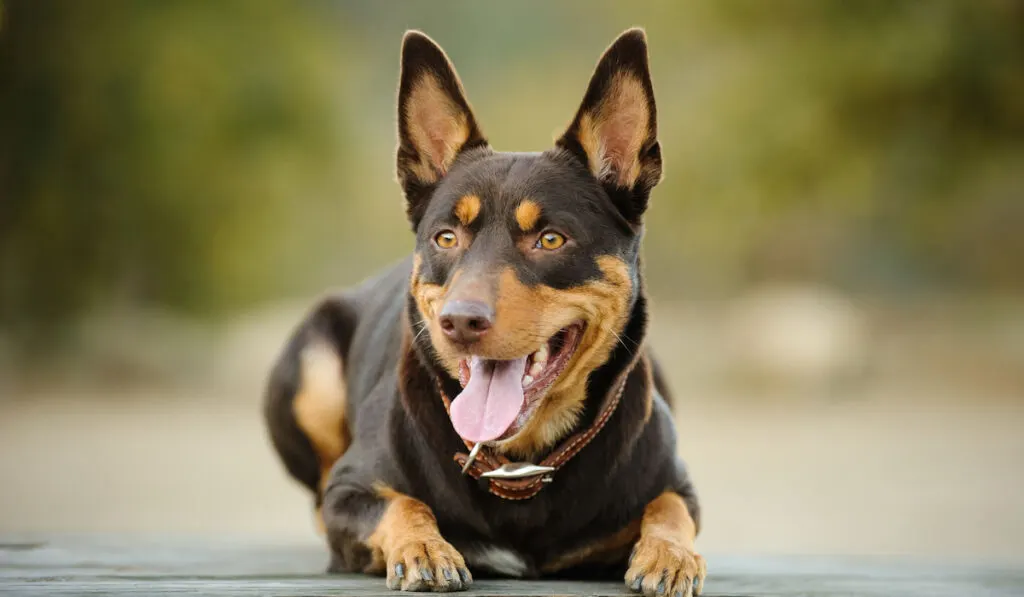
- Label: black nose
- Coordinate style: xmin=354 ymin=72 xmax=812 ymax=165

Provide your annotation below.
xmin=439 ymin=300 xmax=494 ymax=344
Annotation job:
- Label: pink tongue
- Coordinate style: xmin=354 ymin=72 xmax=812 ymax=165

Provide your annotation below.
xmin=450 ymin=356 xmax=527 ymax=443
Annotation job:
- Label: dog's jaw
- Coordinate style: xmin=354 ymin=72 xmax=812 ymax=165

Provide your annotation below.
xmin=453 ymin=322 xmax=585 ymax=444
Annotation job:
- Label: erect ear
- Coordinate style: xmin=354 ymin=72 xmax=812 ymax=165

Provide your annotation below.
xmin=557 ymin=28 xmax=661 ymax=224
xmin=396 ymin=31 xmax=487 ymax=227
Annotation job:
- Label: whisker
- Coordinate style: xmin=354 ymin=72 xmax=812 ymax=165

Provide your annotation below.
xmin=600 ymin=323 xmax=636 ymax=355
xmin=411 ymin=320 xmax=431 ymax=344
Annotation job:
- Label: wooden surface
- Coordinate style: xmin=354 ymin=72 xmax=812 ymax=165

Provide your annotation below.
xmin=1 ymin=535 xmax=1022 ymax=596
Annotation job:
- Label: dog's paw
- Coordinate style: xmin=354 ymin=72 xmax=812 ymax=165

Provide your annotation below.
xmin=384 ymin=538 xmax=472 ymax=592
xmin=625 ymin=536 xmax=707 ymax=597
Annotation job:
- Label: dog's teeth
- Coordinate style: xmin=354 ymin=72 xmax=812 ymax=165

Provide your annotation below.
xmin=522 ymin=375 xmax=534 ymax=387
xmin=529 ymin=362 xmax=544 ymax=377
xmin=536 ymin=344 xmax=549 ymax=362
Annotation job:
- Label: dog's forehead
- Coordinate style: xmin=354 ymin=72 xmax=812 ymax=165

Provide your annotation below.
xmin=433 ymin=151 xmax=601 ymax=217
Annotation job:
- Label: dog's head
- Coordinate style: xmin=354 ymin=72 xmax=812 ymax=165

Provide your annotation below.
xmin=400 ymin=29 xmax=661 ymax=457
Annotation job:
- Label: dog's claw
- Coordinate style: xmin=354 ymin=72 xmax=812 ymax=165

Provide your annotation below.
xmin=630 ymin=575 xmax=644 ymax=591
xmin=385 ymin=539 xmax=469 ymax=592
xmin=626 ymin=536 xmax=705 ymax=596
xmin=405 ymin=579 xmax=427 ymax=592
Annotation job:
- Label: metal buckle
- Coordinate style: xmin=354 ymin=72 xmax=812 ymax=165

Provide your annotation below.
xmin=461 ymin=443 xmax=483 ymax=473
xmin=480 ymin=462 xmax=556 ymax=480
xmin=461 ymin=443 xmax=555 ymax=481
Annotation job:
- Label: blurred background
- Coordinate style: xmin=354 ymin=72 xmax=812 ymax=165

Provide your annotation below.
xmin=1 ymin=1 xmax=1022 ymax=562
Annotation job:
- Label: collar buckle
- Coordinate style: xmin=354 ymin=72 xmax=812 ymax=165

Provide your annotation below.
xmin=479 ymin=462 xmax=556 ymax=480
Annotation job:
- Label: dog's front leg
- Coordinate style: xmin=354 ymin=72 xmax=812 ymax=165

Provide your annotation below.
xmin=324 ymin=481 xmax=472 ymax=592
xmin=369 ymin=485 xmax=473 ymax=591
xmin=626 ymin=492 xmax=707 ymax=597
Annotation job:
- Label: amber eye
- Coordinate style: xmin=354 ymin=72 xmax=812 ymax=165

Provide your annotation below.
xmin=434 ymin=230 xmax=458 ymax=249
xmin=537 ymin=231 xmax=566 ymax=250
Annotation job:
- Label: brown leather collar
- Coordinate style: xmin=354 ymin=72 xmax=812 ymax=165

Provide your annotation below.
xmin=436 ymin=353 xmax=642 ymax=500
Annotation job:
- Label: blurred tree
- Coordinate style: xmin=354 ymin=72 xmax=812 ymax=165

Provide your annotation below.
xmin=636 ymin=1 xmax=1024 ymax=295
xmin=0 ymin=0 xmax=348 ymax=347
xmin=1 ymin=0 xmax=1022 ymax=357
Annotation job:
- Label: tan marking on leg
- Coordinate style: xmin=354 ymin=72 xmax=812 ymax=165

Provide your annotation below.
xmin=542 ymin=520 xmax=641 ymax=573
xmin=626 ymin=492 xmax=707 ymax=596
xmin=454 ymin=194 xmax=481 ymax=226
xmin=514 ymin=198 xmax=542 ymax=231
xmin=368 ymin=485 xmax=472 ymax=591
xmin=293 ymin=340 xmax=350 ymax=499
xmin=315 ymin=505 xmax=327 ymax=536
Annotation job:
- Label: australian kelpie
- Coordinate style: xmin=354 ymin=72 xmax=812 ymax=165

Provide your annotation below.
xmin=264 ymin=28 xmax=706 ymax=596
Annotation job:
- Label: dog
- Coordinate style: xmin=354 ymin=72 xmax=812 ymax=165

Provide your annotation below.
xmin=264 ymin=28 xmax=706 ymax=596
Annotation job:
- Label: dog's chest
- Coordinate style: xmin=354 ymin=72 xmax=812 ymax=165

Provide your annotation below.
xmin=446 ymin=506 xmax=624 ymax=579
xmin=461 ymin=544 xmax=532 ymax=578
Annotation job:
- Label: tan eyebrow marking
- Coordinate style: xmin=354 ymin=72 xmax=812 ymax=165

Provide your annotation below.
xmin=515 ymin=199 xmax=542 ymax=231
xmin=454 ymin=194 xmax=481 ymax=226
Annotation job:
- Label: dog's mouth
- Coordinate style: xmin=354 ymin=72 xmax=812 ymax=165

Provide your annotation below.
xmin=448 ymin=323 xmax=585 ymax=445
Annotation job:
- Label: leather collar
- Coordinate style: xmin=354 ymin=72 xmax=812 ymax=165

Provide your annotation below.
xmin=436 ymin=352 xmax=642 ymax=500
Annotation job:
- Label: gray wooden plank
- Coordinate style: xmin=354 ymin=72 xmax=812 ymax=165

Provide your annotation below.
xmin=1 ymin=535 xmax=1022 ymax=597
xmin=0 ymin=578 xmax=631 ymax=597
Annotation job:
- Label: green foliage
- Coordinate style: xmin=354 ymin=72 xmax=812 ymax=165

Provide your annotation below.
xmin=1 ymin=1 xmax=1021 ymax=346
xmin=639 ymin=1 xmax=1024 ymax=294
xmin=0 ymin=1 xmax=348 ymax=339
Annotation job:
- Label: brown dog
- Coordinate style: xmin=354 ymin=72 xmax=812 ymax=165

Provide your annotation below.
xmin=264 ymin=28 xmax=706 ymax=596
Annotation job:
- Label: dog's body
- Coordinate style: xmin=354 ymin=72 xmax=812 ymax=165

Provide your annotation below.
xmin=264 ymin=29 xmax=706 ymax=596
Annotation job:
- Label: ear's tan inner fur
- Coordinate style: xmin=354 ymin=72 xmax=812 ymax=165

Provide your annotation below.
xmin=576 ymin=73 xmax=650 ymax=187
xmin=404 ymin=74 xmax=471 ymax=183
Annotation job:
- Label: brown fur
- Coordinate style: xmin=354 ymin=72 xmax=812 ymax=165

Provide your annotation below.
xmin=369 ymin=484 xmax=472 ymax=591
xmin=625 ymin=492 xmax=707 ymax=596
xmin=514 ymin=199 xmax=542 ymax=231
xmin=293 ymin=340 xmax=351 ymax=494
xmin=454 ymin=194 xmax=482 ymax=226
xmin=403 ymin=74 xmax=474 ymax=183
xmin=410 ymin=255 xmax=633 ymax=458
xmin=557 ymin=28 xmax=663 ymax=213
xmin=266 ymin=28 xmax=704 ymax=593
xmin=578 ymin=73 xmax=649 ymax=187
xmin=410 ymin=253 xmax=447 ymax=325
